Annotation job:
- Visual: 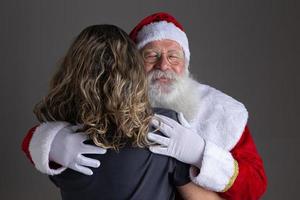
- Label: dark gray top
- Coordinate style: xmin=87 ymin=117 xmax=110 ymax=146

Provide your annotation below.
xmin=50 ymin=108 xmax=190 ymax=200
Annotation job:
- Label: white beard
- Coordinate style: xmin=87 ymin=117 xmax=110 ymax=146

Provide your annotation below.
xmin=148 ymin=70 xmax=201 ymax=122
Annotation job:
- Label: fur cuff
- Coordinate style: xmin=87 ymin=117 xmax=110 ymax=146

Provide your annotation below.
xmin=190 ymin=141 xmax=237 ymax=192
xmin=29 ymin=121 xmax=69 ymax=175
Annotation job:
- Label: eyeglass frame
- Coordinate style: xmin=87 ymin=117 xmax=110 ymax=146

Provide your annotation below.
xmin=141 ymin=48 xmax=185 ymax=66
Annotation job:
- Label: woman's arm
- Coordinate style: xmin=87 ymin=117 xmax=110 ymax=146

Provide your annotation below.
xmin=177 ymin=183 xmax=225 ymax=200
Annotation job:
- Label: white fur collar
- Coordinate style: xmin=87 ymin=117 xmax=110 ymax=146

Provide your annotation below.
xmin=190 ymin=83 xmax=248 ymax=150
xmin=147 ymin=70 xmax=249 ymax=150
xmin=150 ymin=76 xmax=248 ymax=150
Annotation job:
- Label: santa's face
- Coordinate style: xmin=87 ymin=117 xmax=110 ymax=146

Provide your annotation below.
xmin=141 ymin=40 xmax=190 ymax=105
xmin=141 ymin=39 xmax=186 ymax=95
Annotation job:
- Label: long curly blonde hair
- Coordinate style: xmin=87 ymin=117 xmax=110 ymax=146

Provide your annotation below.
xmin=34 ymin=24 xmax=153 ymax=150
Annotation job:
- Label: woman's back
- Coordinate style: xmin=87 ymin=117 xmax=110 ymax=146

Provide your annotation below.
xmin=50 ymin=108 xmax=190 ymax=200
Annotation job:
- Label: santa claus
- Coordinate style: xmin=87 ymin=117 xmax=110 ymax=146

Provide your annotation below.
xmin=22 ymin=12 xmax=267 ymax=200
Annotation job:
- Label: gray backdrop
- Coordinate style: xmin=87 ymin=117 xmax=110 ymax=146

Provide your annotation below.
xmin=1 ymin=0 xmax=299 ymax=199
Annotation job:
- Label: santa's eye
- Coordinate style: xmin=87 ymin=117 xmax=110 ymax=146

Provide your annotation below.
xmin=143 ymin=50 xmax=160 ymax=63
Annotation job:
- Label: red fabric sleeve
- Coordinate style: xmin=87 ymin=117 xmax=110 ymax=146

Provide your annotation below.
xmin=219 ymin=125 xmax=267 ymax=200
xmin=21 ymin=126 xmax=39 ymax=164
xmin=21 ymin=125 xmax=62 ymax=169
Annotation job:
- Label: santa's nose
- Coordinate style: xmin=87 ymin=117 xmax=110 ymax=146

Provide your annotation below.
xmin=155 ymin=56 xmax=171 ymax=71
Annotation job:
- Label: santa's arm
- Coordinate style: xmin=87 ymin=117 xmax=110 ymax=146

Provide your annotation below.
xmin=190 ymin=125 xmax=267 ymax=200
xmin=218 ymin=126 xmax=267 ymax=200
xmin=22 ymin=126 xmax=38 ymax=164
xmin=21 ymin=122 xmax=70 ymax=175
xmin=21 ymin=122 xmax=106 ymax=176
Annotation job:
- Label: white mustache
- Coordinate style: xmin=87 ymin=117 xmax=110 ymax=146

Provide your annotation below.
xmin=148 ymin=70 xmax=179 ymax=81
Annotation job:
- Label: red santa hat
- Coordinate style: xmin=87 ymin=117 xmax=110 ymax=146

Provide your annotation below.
xmin=129 ymin=12 xmax=190 ymax=68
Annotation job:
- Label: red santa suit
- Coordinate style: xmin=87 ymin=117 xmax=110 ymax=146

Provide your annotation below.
xmin=185 ymin=83 xmax=267 ymax=200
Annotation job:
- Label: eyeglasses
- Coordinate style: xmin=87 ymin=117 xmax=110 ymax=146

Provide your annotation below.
xmin=142 ymin=49 xmax=184 ymax=65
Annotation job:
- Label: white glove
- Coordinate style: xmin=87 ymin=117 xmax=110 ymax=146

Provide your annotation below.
xmin=49 ymin=125 xmax=107 ymax=175
xmin=148 ymin=113 xmax=205 ymax=168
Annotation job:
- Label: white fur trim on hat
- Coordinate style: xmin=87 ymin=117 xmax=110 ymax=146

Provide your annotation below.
xmin=136 ymin=21 xmax=190 ymax=67
xmin=29 ymin=121 xmax=69 ymax=175
xmin=190 ymin=140 xmax=237 ymax=192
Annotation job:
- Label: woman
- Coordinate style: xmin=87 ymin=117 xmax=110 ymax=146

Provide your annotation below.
xmin=33 ymin=24 xmax=192 ymax=200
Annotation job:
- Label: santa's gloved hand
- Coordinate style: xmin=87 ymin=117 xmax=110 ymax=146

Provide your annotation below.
xmin=148 ymin=113 xmax=205 ymax=168
xmin=50 ymin=125 xmax=107 ymax=175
